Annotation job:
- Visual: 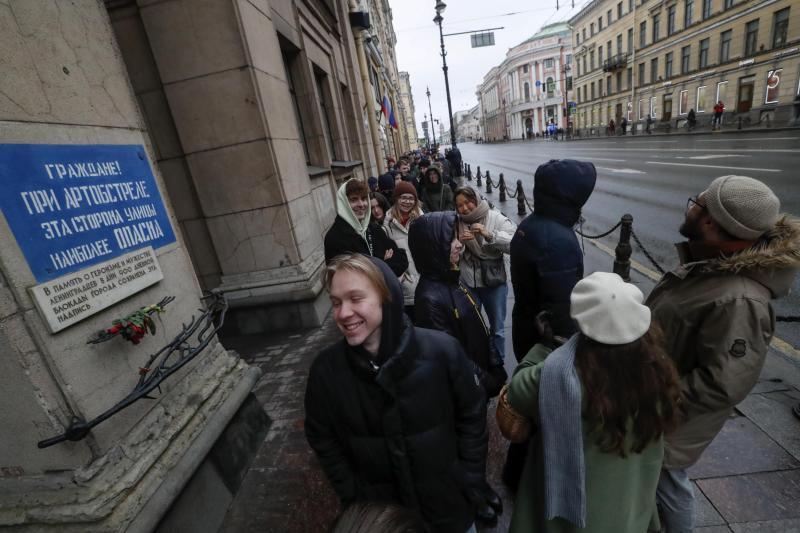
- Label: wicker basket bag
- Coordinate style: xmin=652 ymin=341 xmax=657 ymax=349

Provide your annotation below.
xmin=495 ymin=384 xmax=532 ymax=443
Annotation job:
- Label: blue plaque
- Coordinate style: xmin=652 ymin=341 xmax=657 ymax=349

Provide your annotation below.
xmin=0 ymin=144 xmax=177 ymax=282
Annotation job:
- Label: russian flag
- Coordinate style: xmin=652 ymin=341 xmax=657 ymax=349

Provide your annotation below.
xmin=382 ymin=95 xmax=391 ymax=122
xmin=389 ymin=108 xmax=398 ymax=129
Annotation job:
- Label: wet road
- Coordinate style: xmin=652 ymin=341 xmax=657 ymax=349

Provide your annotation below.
xmin=458 ymin=131 xmax=800 ymax=349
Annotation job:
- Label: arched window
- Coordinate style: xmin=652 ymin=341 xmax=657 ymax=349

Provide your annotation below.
xmin=524 ymin=82 xmax=530 ymax=102
xmin=546 ymin=77 xmax=555 ymax=98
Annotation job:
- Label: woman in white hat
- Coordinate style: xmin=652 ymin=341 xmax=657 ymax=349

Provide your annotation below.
xmin=506 ymin=272 xmax=680 ymax=533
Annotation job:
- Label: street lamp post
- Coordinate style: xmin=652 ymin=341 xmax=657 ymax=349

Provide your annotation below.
xmin=561 ymin=59 xmax=571 ymax=139
xmin=423 ymin=112 xmax=431 ymax=147
xmin=426 ymin=86 xmax=437 ymax=146
xmin=433 ymin=1 xmax=457 ymax=150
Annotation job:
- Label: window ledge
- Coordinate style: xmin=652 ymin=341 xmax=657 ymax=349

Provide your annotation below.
xmin=307 ymin=165 xmax=329 ymax=177
xmin=330 ymin=160 xmax=362 ymax=169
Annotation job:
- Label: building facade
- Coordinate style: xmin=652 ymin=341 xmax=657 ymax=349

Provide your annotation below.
xmin=571 ymin=0 xmax=800 ymax=134
xmin=453 ymin=106 xmax=480 ymax=141
xmin=477 ymin=23 xmax=574 ymax=141
xmin=398 ymin=72 xmax=419 ymax=150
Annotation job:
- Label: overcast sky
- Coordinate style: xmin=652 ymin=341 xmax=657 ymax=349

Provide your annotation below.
xmin=390 ymin=0 xmax=589 ymax=139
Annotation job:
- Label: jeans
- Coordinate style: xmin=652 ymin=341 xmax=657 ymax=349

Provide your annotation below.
xmin=465 ymin=524 xmax=477 ymax=533
xmin=656 ymin=468 xmax=694 ymax=533
xmin=474 ymin=284 xmax=508 ymax=361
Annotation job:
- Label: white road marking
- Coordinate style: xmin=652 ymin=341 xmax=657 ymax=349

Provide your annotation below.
xmin=595 ymin=166 xmax=645 ymax=174
xmin=578 ymin=148 xmax=796 ymax=152
xmin=585 ymin=157 xmax=627 ymax=162
xmin=695 ymin=137 xmax=800 ymax=142
xmin=646 ymin=161 xmax=781 ymax=172
xmin=688 ymin=154 xmax=748 ymax=160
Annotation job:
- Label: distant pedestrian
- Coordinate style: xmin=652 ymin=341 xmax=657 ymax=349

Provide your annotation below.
xmin=305 ymin=253 xmax=488 ymax=533
xmin=504 ymin=159 xmax=596 ymax=492
xmin=507 ymin=272 xmax=680 ymax=533
xmin=687 ymin=109 xmax=697 ymax=131
xmin=383 ymin=181 xmax=423 ymax=317
xmin=712 ymin=100 xmax=725 ymax=129
xmin=647 ymin=176 xmax=800 ymax=532
xmin=646 ymin=115 xmax=653 ymax=134
xmin=420 ymin=166 xmax=454 ymax=212
xmin=324 ymin=178 xmax=408 ymax=277
xmin=378 ymin=172 xmax=395 ymax=199
xmin=368 ymin=176 xmax=378 ymax=192
xmin=621 ymin=117 xmax=628 ymax=135
xmin=454 ymin=186 xmax=517 ymax=362
xmin=409 ymin=210 xmax=507 ymax=526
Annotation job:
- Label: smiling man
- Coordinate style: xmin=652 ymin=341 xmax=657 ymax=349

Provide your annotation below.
xmin=323 ymin=178 xmax=408 ymax=277
xmin=305 ymin=253 xmax=488 ymax=533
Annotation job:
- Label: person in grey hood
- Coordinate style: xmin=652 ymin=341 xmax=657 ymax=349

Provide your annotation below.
xmin=647 ymin=175 xmax=800 ymax=532
xmin=324 ymin=178 xmax=408 ymax=277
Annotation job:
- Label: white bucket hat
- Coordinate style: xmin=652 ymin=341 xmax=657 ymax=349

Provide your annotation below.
xmin=570 ymin=272 xmax=651 ymax=345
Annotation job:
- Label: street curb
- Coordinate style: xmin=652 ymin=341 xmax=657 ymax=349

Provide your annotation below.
xmin=481 ymin=126 xmax=800 ymax=144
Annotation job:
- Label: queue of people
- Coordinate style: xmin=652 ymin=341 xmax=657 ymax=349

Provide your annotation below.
xmin=306 ymin=158 xmax=799 ymax=533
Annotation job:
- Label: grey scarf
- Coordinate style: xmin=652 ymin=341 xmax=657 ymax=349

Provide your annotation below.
xmin=457 ymin=200 xmax=492 ymax=260
xmin=539 ymin=334 xmax=586 ymax=527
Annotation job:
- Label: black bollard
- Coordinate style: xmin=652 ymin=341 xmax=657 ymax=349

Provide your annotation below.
xmin=486 ymin=170 xmax=493 ymax=194
xmin=516 ymin=180 xmax=527 ymax=216
xmin=498 ymin=173 xmax=507 ymax=202
xmin=476 ymin=167 xmax=482 ymax=187
xmin=613 ymin=214 xmax=634 ymax=282
xmin=466 ymin=164 xmax=472 ymax=181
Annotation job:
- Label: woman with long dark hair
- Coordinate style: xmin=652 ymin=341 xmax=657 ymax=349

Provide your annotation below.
xmin=507 ymin=272 xmax=680 ymax=533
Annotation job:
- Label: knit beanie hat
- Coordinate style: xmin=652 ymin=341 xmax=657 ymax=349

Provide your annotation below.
xmin=393 ymin=180 xmax=417 ymax=202
xmin=570 ymin=272 xmax=651 ymax=345
xmin=367 ymin=176 xmax=378 ymax=191
xmin=703 ymin=175 xmax=780 ymax=240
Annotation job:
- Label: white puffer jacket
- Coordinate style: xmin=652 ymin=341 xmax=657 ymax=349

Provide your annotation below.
xmin=383 ymin=208 xmax=423 ymax=306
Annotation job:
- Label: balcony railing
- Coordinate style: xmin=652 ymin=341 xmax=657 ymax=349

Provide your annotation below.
xmin=602 ymin=53 xmax=629 ymax=72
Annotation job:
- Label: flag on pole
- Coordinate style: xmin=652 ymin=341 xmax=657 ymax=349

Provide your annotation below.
xmin=389 ymin=108 xmax=398 ymax=129
xmin=382 ymin=95 xmax=391 ymax=122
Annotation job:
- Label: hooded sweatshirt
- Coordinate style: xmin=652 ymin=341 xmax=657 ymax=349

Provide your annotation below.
xmin=420 ymin=167 xmax=455 ymax=213
xmin=510 ymin=159 xmax=597 ymax=361
xmin=324 ymin=179 xmax=409 ymax=276
xmin=304 ymin=256 xmax=488 ymax=532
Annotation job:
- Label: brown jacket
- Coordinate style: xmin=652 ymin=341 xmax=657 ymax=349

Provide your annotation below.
xmin=647 ymin=216 xmax=800 ymax=469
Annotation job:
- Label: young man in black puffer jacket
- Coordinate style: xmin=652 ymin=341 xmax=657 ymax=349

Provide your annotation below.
xmin=305 ymin=253 xmax=487 ymax=533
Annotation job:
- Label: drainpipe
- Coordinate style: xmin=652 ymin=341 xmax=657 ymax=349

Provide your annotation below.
xmin=629 ymin=0 xmax=637 ymax=134
xmin=350 ymin=1 xmax=384 ymax=174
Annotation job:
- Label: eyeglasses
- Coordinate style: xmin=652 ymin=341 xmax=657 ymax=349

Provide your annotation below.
xmin=398 ymin=194 xmax=416 ymax=202
xmin=686 ymin=195 xmax=706 ymax=211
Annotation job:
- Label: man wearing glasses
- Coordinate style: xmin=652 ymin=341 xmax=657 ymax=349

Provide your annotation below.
xmin=646 ymin=176 xmax=799 ymax=532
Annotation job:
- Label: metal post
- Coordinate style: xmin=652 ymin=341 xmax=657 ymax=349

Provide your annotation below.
xmin=498 ymin=173 xmax=507 ymax=202
xmin=466 ymin=164 xmax=472 ymax=181
xmin=476 ymin=166 xmax=482 ymax=187
xmin=435 ymin=14 xmax=457 ymax=150
xmin=485 ymin=170 xmax=492 ymax=194
xmin=613 ymin=214 xmax=634 ymax=282
xmin=516 ymin=180 xmax=527 ymax=216
xmin=426 ymin=87 xmax=437 ymax=146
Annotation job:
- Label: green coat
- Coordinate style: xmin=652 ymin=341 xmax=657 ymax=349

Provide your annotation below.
xmin=507 ymin=344 xmax=662 ymax=533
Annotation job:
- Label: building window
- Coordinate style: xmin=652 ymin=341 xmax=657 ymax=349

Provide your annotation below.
xmin=628 ymin=28 xmax=633 ymax=53
xmin=702 ymin=0 xmax=712 ymax=20
xmin=653 ymin=13 xmax=660 ymax=42
xmin=650 ymin=96 xmax=658 ymax=118
xmin=618 ymin=2 xmax=623 ymax=19
xmin=696 ymin=85 xmax=707 ymax=112
xmin=523 ymin=64 xmax=528 ymax=73
xmin=566 ymin=54 xmax=573 ymax=65
xmin=576 ymin=33 xmax=580 ymax=45
xmin=590 ymin=51 xmax=595 ymax=70
xmin=607 ymin=76 xmax=612 ymax=95
xmin=638 ymin=62 xmax=645 ymax=86
xmin=681 ymin=45 xmax=691 ymax=73
xmin=719 ymin=30 xmax=732 ymax=63
xmin=716 ymin=80 xmax=729 ymax=104
xmin=745 ymin=19 xmax=759 ymax=56
xmin=765 ymin=69 xmax=782 ymax=103
xmin=772 ymin=8 xmax=790 ymax=49
xmin=638 ymin=98 xmax=645 ymax=119
xmin=629 ymin=0 xmax=633 ymax=12
xmin=583 ymin=85 xmax=587 ymax=102
xmin=524 ymin=82 xmax=530 ymax=101
xmin=724 ymin=0 xmax=734 ymax=8
xmin=591 ymin=22 xmax=595 ymax=36
xmin=640 ymin=21 xmax=647 ymax=48
xmin=699 ymin=38 xmax=709 ymax=68
xmin=617 ymin=34 xmax=623 ymax=55
xmin=667 ymin=5 xmax=676 ymax=35
xmin=599 ymin=46 xmax=603 ymax=66
xmin=591 ymin=82 xmax=596 ymax=100
xmin=616 ymin=71 xmax=623 ymax=92
xmin=583 ymin=56 xmax=587 ymax=74
xmin=314 ymin=69 xmax=338 ymax=160
xmin=650 ymin=57 xmax=658 ymax=84
xmin=685 ymin=0 xmax=694 ymax=27
xmin=665 ymin=51 xmax=673 ymax=78
xmin=544 ymin=58 xmax=555 ymax=68
xmin=598 ymin=16 xmax=603 ymax=31
xmin=546 ymin=77 xmax=555 ymax=97
xmin=679 ymin=89 xmax=689 ymax=114
xmin=281 ymin=48 xmax=311 ymax=163
xmin=608 ymin=10 xmax=613 ymax=26
xmin=583 ymin=28 xmax=587 ymax=41
xmin=627 ymin=67 xmax=632 ymax=89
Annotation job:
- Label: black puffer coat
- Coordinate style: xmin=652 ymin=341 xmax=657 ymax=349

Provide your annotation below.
xmin=305 ymin=258 xmax=487 ymax=533
xmin=409 ymin=212 xmax=507 ymax=398
xmin=324 ymin=215 xmax=408 ymax=277
xmin=510 ymin=159 xmax=596 ymax=361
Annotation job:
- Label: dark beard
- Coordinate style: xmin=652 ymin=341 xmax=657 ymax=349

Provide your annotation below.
xmin=679 ymin=216 xmax=701 ymax=241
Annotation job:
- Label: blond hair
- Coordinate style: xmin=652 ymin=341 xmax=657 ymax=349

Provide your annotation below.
xmin=325 ymin=253 xmax=391 ymax=303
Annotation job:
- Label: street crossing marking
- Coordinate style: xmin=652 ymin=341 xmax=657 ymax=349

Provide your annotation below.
xmin=688 ymin=154 xmax=748 ymax=160
xmin=587 ymin=238 xmax=800 ymax=362
xmin=646 ymin=161 xmax=781 ymax=172
xmin=696 ymin=137 xmax=800 ymax=142
xmin=595 ymin=166 xmax=645 ymax=174
xmin=578 ymin=148 xmax=796 ymax=152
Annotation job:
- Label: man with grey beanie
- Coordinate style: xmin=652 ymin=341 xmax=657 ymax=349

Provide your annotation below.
xmin=647 ymin=175 xmax=800 ymax=532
